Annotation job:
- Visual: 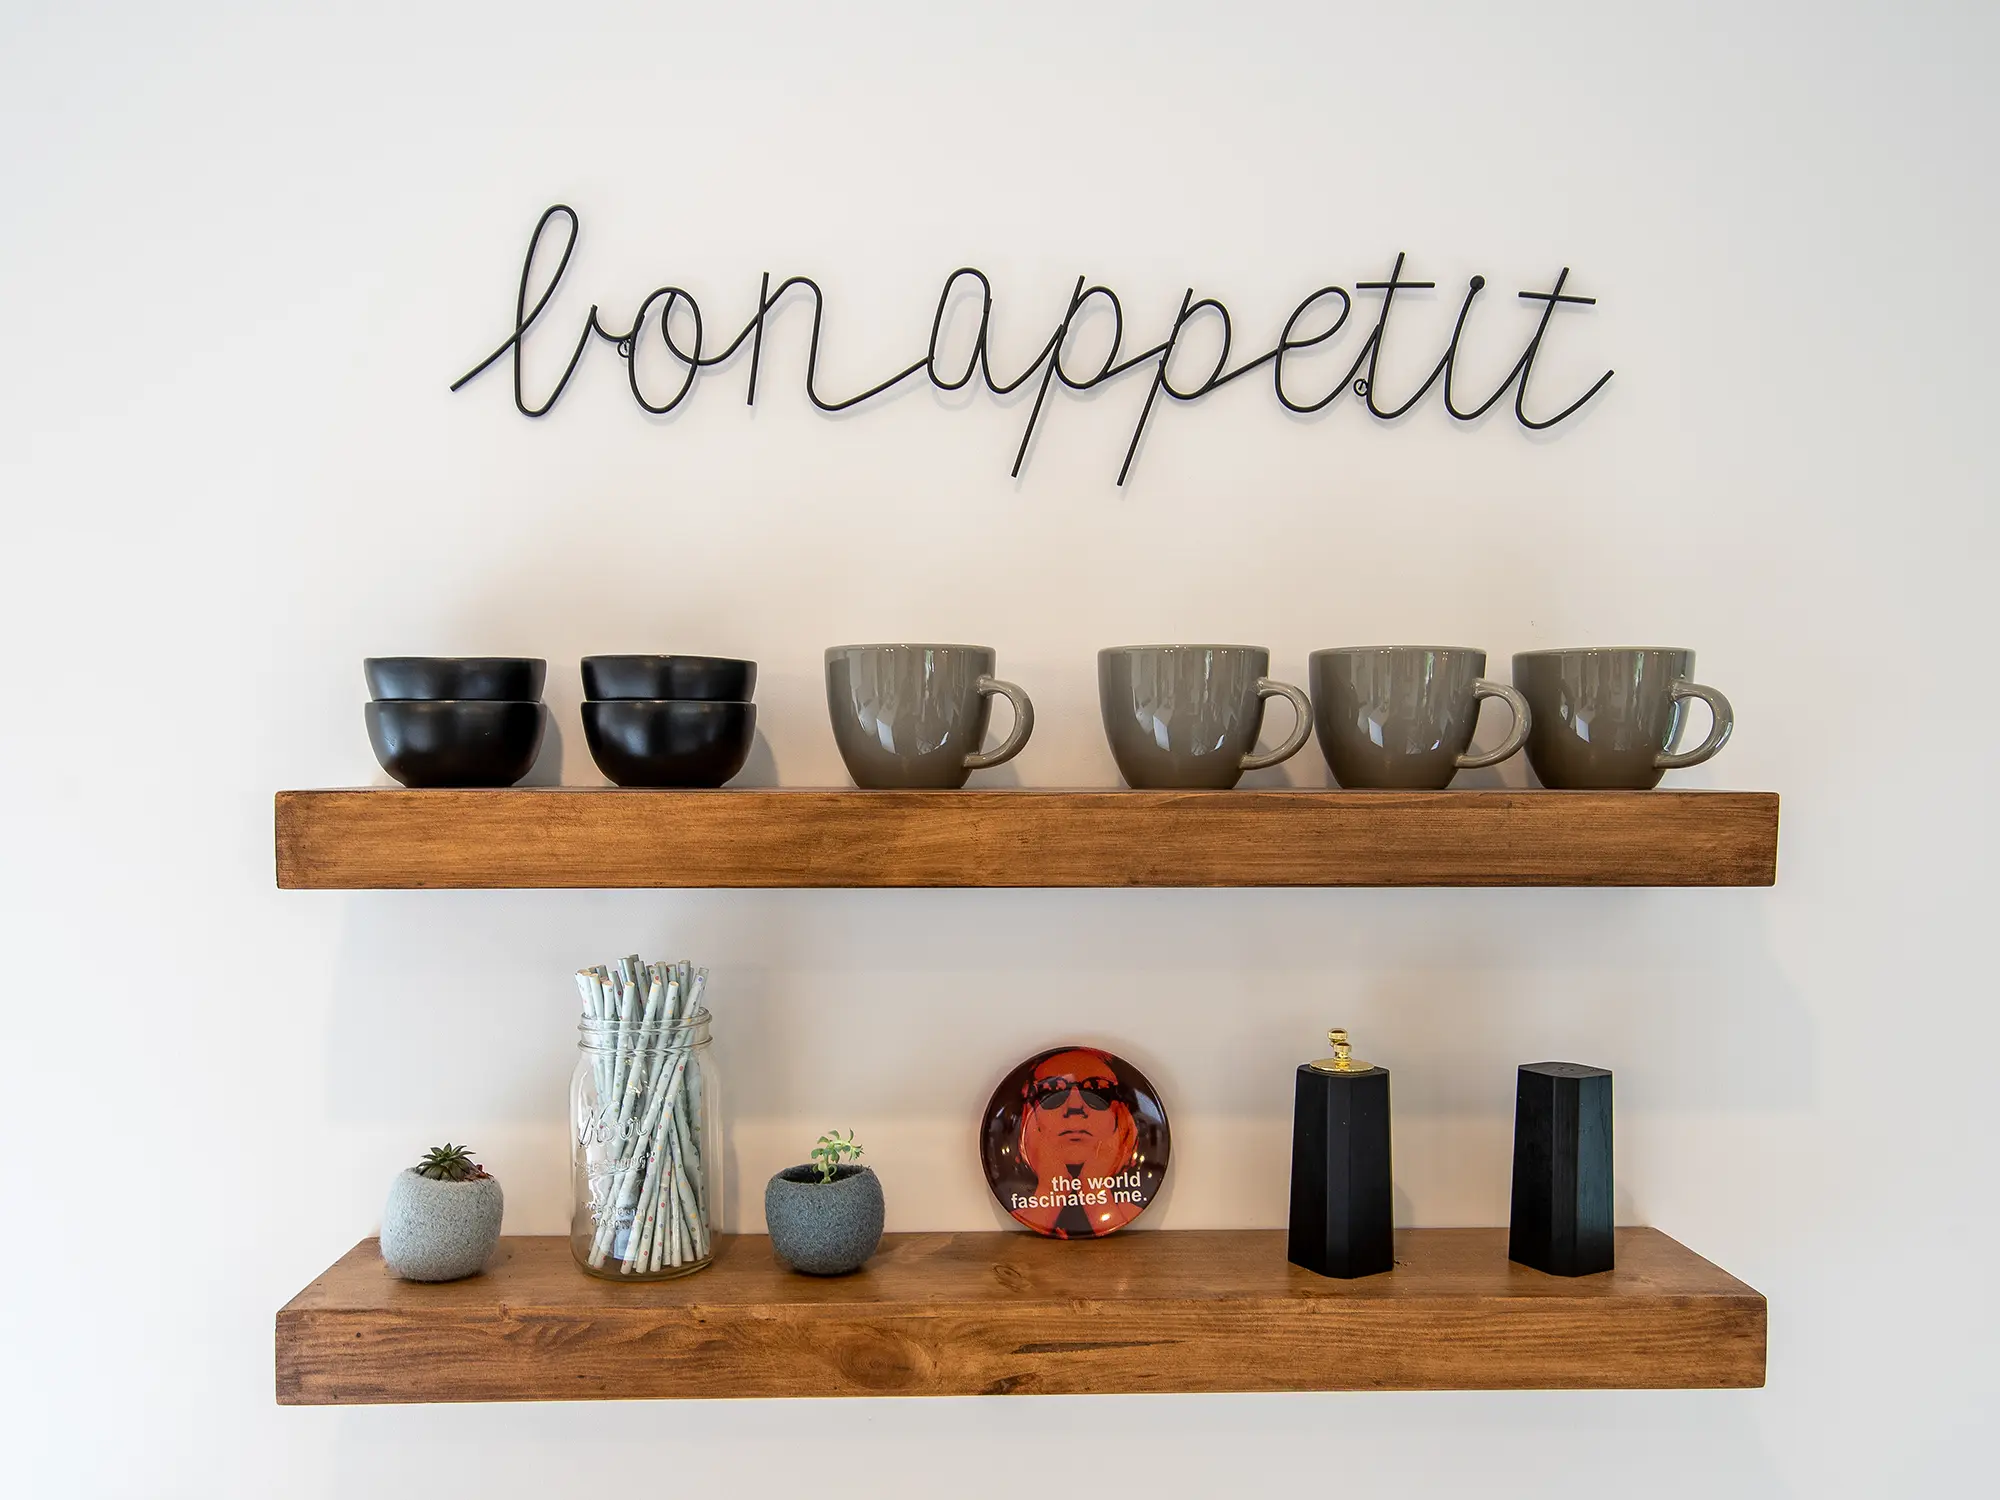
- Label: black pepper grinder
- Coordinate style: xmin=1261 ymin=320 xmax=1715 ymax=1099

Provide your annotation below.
xmin=1287 ymin=1028 xmax=1394 ymax=1279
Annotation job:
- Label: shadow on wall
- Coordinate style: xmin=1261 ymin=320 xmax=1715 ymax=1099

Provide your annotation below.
xmin=416 ymin=470 xmax=1741 ymax=798
xmin=520 ymin=715 xmax=565 ymax=786
xmin=316 ymin=882 xmax=1808 ymax=1233
xmin=323 ymin=1334 xmax=1785 ymax=1496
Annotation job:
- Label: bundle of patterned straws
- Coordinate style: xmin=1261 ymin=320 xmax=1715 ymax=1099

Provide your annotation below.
xmin=574 ymin=956 xmax=710 ymax=1274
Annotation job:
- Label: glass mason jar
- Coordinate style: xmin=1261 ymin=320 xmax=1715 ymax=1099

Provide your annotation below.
xmin=571 ymin=1008 xmax=719 ymax=1280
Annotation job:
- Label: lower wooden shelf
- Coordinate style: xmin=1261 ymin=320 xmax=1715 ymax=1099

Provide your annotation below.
xmin=276 ymin=1228 xmax=1765 ymax=1403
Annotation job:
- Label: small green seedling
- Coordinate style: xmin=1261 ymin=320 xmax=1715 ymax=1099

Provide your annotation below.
xmin=811 ymin=1129 xmax=864 ymax=1183
xmin=415 ymin=1143 xmax=490 ymax=1182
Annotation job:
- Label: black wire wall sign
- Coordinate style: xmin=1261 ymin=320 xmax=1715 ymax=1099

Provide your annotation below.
xmin=452 ymin=204 xmax=1614 ymax=486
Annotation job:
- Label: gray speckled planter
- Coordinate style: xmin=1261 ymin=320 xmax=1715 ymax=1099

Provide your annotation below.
xmin=765 ymin=1164 xmax=884 ymax=1275
xmin=380 ymin=1169 xmax=504 ymax=1282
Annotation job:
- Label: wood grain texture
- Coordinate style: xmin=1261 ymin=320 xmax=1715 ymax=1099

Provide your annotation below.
xmin=274 ymin=788 xmax=1779 ymax=889
xmin=275 ymin=1228 xmax=1766 ymax=1403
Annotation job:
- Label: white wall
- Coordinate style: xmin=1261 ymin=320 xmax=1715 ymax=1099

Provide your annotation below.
xmin=3 ymin=2 xmax=1993 ymax=1494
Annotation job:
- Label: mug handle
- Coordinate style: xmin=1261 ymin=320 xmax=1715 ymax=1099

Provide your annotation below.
xmin=1455 ymin=680 xmax=1533 ymax=770
xmin=1655 ymin=681 xmax=1735 ymax=769
xmin=963 ymin=676 xmax=1035 ymax=771
xmin=1239 ymin=679 xmax=1314 ymax=772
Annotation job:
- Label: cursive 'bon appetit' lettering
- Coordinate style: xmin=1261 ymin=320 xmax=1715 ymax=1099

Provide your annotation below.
xmin=452 ymin=204 xmax=1614 ymax=485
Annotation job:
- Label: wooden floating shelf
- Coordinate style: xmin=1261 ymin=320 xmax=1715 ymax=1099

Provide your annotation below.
xmin=276 ymin=1228 xmax=1766 ymax=1403
xmin=274 ymin=787 xmax=1778 ymax=889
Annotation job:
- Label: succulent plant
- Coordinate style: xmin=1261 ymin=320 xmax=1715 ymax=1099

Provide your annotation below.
xmin=414 ymin=1143 xmax=491 ymax=1183
xmin=810 ymin=1129 xmax=864 ymax=1184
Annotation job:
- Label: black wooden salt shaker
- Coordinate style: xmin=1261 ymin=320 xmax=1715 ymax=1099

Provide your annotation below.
xmin=1287 ymin=1029 xmax=1394 ymax=1279
xmin=1508 ymin=1062 xmax=1614 ymax=1277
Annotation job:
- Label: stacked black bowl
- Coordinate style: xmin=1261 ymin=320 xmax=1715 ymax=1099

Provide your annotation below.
xmin=363 ymin=658 xmax=548 ymax=787
xmin=581 ymin=656 xmax=757 ymax=788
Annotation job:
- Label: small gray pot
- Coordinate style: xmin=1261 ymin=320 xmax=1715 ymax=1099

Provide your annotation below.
xmin=765 ymin=1164 xmax=884 ymax=1275
xmin=380 ymin=1169 xmax=504 ymax=1282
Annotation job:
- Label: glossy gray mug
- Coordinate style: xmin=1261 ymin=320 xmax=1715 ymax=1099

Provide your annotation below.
xmin=1512 ymin=647 xmax=1734 ymax=790
xmin=826 ymin=644 xmax=1034 ymax=789
xmin=1310 ymin=646 xmax=1531 ymax=790
xmin=1098 ymin=645 xmax=1313 ymax=790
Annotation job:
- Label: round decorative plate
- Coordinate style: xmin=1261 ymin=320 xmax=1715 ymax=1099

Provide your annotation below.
xmin=979 ymin=1045 xmax=1170 ymax=1239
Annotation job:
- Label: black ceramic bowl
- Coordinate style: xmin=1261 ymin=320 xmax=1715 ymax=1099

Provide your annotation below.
xmin=582 ymin=655 xmax=757 ymax=702
xmin=364 ymin=700 xmax=547 ymax=787
xmin=365 ymin=657 xmax=547 ymax=702
xmin=582 ymin=700 xmax=756 ymax=788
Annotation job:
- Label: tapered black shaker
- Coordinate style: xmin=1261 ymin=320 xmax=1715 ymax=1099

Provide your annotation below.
xmin=1508 ymin=1062 xmax=1614 ymax=1277
xmin=1287 ymin=1029 xmax=1394 ymax=1279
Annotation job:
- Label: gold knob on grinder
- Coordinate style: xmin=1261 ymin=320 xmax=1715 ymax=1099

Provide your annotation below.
xmin=1310 ymin=1028 xmax=1372 ymax=1073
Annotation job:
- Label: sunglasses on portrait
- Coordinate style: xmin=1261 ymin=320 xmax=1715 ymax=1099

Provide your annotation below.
xmin=1029 ymin=1076 xmax=1119 ymax=1112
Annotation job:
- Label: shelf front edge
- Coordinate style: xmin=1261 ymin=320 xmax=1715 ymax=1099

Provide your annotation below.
xmin=274 ymin=788 xmax=1779 ymax=889
xmin=276 ymin=1228 xmax=1767 ymax=1403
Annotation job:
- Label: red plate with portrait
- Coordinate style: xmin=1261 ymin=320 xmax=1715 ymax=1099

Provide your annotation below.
xmin=980 ymin=1045 xmax=1170 ymax=1239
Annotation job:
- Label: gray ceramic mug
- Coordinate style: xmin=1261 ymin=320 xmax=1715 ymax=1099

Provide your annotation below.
xmin=1512 ymin=647 xmax=1734 ymax=790
xmin=1310 ymin=646 xmax=1532 ymax=789
xmin=826 ymin=644 xmax=1034 ymax=789
xmin=1098 ymin=645 xmax=1313 ymax=790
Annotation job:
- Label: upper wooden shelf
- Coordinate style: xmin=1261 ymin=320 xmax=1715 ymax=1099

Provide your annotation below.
xmin=276 ymin=1228 xmax=1766 ymax=1403
xmin=274 ymin=788 xmax=1777 ymax=889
